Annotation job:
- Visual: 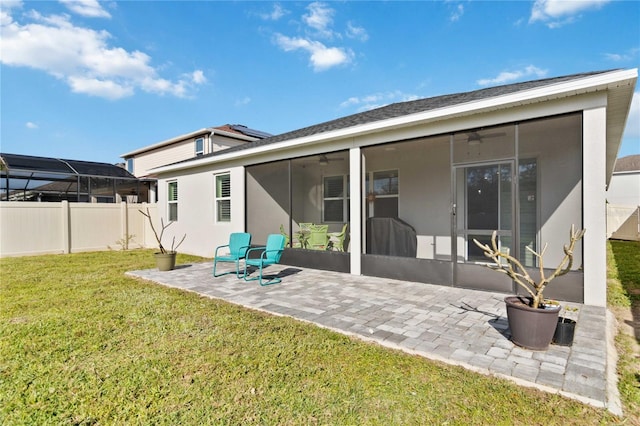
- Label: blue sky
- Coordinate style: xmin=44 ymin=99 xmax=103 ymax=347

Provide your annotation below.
xmin=1 ymin=0 xmax=639 ymax=164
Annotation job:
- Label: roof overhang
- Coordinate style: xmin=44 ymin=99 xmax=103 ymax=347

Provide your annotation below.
xmin=120 ymin=127 xmax=260 ymax=159
xmin=120 ymin=128 xmax=214 ymax=158
xmin=152 ymin=69 xmax=637 ymax=179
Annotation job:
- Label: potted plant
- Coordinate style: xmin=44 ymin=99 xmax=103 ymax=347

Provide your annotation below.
xmin=139 ymin=208 xmax=186 ymax=271
xmin=553 ymin=305 xmax=578 ymax=346
xmin=473 ymin=225 xmax=585 ymax=350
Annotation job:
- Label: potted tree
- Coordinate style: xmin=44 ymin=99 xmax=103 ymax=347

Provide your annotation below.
xmin=473 ymin=225 xmax=585 ymax=350
xmin=139 ymin=208 xmax=186 ymax=271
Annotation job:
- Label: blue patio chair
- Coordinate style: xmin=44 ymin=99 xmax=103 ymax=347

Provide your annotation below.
xmin=213 ymin=232 xmax=252 ymax=277
xmin=243 ymin=234 xmax=286 ymax=286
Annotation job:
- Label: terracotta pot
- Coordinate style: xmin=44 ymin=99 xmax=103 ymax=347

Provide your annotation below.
xmin=154 ymin=252 xmax=177 ymax=271
xmin=504 ymin=296 xmax=560 ymax=350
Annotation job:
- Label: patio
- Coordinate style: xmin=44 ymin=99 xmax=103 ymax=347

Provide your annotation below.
xmin=127 ymin=261 xmax=620 ymax=414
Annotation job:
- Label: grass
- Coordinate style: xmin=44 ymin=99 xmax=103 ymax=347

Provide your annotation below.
xmin=608 ymin=240 xmax=640 ymax=423
xmin=0 ymin=249 xmax=634 ymax=425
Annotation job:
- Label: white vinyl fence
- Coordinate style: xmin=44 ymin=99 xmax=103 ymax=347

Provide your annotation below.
xmin=0 ymin=201 xmax=159 ymax=257
xmin=607 ymin=204 xmax=640 ymax=241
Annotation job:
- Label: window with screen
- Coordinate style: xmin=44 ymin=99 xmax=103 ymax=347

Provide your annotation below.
xmin=323 ymin=175 xmax=349 ymax=222
xmin=195 ymin=138 xmax=204 ymax=156
xmin=168 ymin=181 xmax=178 ymax=221
xmin=215 ymin=173 xmax=231 ymax=222
xmin=366 ymin=170 xmax=399 ymax=218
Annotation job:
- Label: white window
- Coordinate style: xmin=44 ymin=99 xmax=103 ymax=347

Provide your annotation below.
xmin=366 ymin=170 xmax=398 ymax=218
xmin=126 ymin=158 xmax=134 ymax=174
xmin=215 ymin=173 xmax=231 ymax=222
xmin=195 ymin=138 xmax=204 ymax=156
xmin=323 ymin=175 xmax=349 ymax=222
xmin=168 ymin=181 xmax=178 ymax=221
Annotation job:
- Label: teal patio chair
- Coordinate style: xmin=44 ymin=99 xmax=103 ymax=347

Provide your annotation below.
xmin=213 ymin=232 xmax=252 ymax=277
xmin=243 ymin=234 xmax=286 ymax=286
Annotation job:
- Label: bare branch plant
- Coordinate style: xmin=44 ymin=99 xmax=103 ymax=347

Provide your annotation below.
xmin=139 ymin=208 xmax=186 ymax=254
xmin=473 ymin=225 xmax=586 ymax=309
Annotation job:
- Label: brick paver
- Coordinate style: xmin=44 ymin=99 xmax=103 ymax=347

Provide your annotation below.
xmin=127 ymin=261 xmax=619 ymax=413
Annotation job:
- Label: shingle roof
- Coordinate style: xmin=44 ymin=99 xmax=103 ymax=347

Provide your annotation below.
xmin=209 ymin=69 xmax=617 ymax=158
xmin=614 ymin=154 xmax=640 ymax=172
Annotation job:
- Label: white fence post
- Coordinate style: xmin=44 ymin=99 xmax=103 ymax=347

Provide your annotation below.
xmin=121 ymin=202 xmax=129 ymax=250
xmin=61 ymin=200 xmax=71 ymax=254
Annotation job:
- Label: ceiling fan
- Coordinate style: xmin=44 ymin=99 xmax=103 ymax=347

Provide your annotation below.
xmin=466 ymin=131 xmax=506 ymax=146
xmin=317 ymin=154 xmax=346 ymax=166
xmin=301 ymin=154 xmax=346 ymax=166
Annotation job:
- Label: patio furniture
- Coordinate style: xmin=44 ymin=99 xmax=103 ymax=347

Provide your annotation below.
xmin=328 ymin=223 xmax=348 ymax=251
xmin=366 ymin=217 xmax=417 ymax=257
xmin=243 ymin=234 xmax=286 ymax=286
xmin=279 ymin=224 xmax=290 ymax=247
xmin=213 ymin=232 xmax=252 ymax=277
xmin=308 ymin=224 xmax=329 ymax=250
xmin=294 ymin=223 xmax=313 ymax=248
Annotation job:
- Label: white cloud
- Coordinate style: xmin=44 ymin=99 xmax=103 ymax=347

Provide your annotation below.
xmin=270 ymin=3 xmax=367 ymax=71
xmin=59 ymin=0 xmax=111 ymax=19
xmin=450 ymin=4 xmax=464 ymax=22
xmin=604 ymin=48 xmax=639 ymax=62
xmin=274 ymin=34 xmax=352 ymax=72
xmin=235 ymin=96 xmax=251 ymax=107
xmin=477 ymin=65 xmax=548 ymax=86
xmin=529 ymin=0 xmax=610 ymax=28
xmin=340 ymin=91 xmax=419 ymax=112
xmin=346 ymin=21 xmax=368 ymax=42
xmin=0 ymin=7 xmax=205 ymax=100
xmin=26 ymin=121 xmax=38 ymax=129
xmin=303 ymin=2 xmax=335 ymax=38
xmin=260 ymin=3 xmax=287 ymax=21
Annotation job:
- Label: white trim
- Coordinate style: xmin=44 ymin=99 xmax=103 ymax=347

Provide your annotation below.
xmin=583 ymin=106 xmax=608 ymax=307
xmin=214 ymin=172 xmax=231 ymax=223
xmin=349 ymin=147 xmax=362 ymax=275
xmin=121 ymin=128 xmax=259 ymax=158
xmin=150 ymin=69 xmax=636 ymax=175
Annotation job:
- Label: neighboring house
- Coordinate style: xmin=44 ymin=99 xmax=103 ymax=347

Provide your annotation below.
xmin=606 ymin=154 xmax=640 ymax=241
xmin=0 ymin=153 xmax=144 ymax=203
xmin=121 ymin=124 xmax=271 ymax=203
xmin=142 ymin=68 xmax=637 ymax=308
xmin=121 ymin=124 xmax=272 ymax=179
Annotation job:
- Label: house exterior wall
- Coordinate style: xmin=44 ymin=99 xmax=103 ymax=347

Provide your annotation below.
xmin=211 ymin=134 xmax=249 ymax=152
xmin=151 ymin=77 xmax=633 ymax=307
xmin=131 ymin=137 xmax=205 ymax=178
xmin=156 ymin=166 xmax=246 ymax=257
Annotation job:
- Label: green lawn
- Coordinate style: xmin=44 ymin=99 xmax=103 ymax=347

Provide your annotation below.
xmin=0 ymin=248 xmax=634 ymax=424
xmin=608 ymin=240 xmax=640 ymax=423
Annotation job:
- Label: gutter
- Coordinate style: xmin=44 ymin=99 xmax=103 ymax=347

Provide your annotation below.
xmin=151 ymin=69 xmax=638 ymax=175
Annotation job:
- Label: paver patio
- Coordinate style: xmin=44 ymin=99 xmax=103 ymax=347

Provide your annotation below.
xmin=127 ymin=261 xmax=621 ymax=414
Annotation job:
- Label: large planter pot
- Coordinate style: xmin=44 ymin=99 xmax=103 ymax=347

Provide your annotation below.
xmin=154 ymin=252 xmax=177 ymax=271
xmin=504 ymin=296 xmax=561 ymax=350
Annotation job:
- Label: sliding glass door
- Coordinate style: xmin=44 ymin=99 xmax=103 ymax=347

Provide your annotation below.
xmin=453 ymin=161 xmax=515 ymax=291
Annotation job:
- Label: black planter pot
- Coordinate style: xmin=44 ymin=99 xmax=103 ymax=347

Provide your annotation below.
xmin=504 ymin=296 xmax=561 ymax=351
xmin=553 ymin=318 xmax=576 ymax=346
